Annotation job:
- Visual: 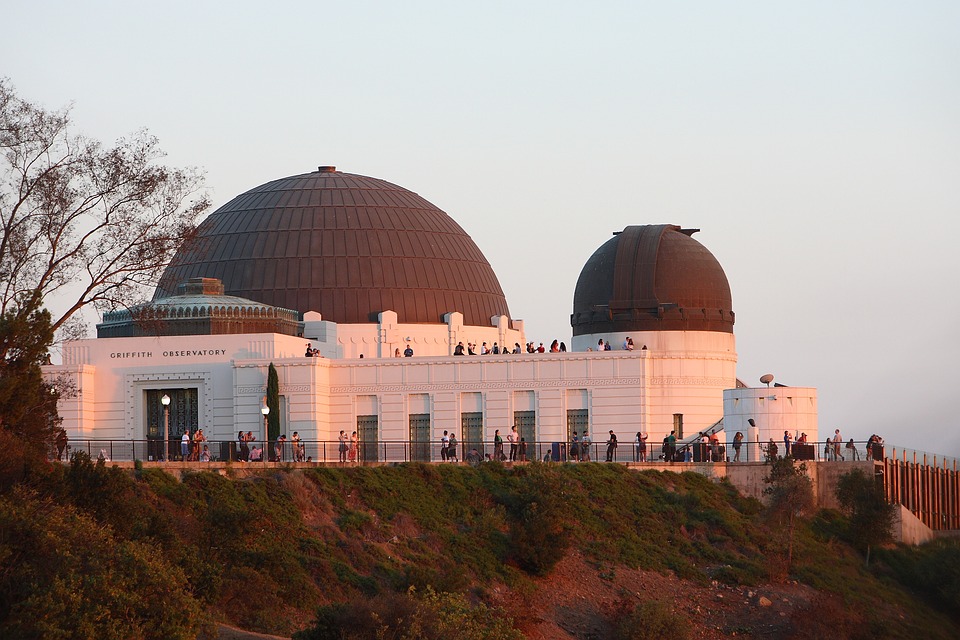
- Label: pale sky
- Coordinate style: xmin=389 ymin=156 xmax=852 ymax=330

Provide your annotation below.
xmin=4 ymin=1 xmax=959 ymax=457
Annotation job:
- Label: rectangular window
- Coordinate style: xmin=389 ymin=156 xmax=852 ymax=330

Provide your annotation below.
xmin=409 ymin=413 xmax=431 ymax=462
xmin=461 ymin=411 xmax=483 ymax=457
xmin=358 ymin=415 xmax=379 ymax=462
xmin=567 ymin=409 xmax=589 ymax=439
xmin=513 ymin=410 xmax=536 ymax=448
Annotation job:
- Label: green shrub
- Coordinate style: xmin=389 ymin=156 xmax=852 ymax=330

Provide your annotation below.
xmin=876 ymin=539 xmax=960 ymax=614
xmin=0 ymin=488 xmax=211 ymax=639
xmin=607 ymin=598 xmax=692 ymax=640
xmin=294 ymin=586 xmax=522 ymax=640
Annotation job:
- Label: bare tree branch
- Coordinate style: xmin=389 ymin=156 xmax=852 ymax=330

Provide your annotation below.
xmin=0 ymin=78 xmax=210 ymax=337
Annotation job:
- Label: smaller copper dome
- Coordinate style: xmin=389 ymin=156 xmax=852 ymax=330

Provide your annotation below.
xmin=571 ymin=225 xmax=734 ymax=335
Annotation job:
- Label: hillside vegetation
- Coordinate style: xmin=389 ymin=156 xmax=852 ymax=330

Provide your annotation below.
xmin=1 ymin=455 xmax=958 ymax=639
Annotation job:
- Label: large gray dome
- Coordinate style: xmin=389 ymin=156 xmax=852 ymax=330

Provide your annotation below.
xmin=155 ymin=167 xmax=511 ymax=326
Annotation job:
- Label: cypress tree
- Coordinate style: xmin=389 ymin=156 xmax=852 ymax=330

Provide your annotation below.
xmin=267 ymin=362 xmax=280 ymax=441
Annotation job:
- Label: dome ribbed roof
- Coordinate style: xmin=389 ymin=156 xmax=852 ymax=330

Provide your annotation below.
xmin=100 ymin=278 xmax=301 ymax=337
xmin=571 ymin=225 xmax=734 ymax=335
xmin=155 ymin=167 xmax=510 ymax=326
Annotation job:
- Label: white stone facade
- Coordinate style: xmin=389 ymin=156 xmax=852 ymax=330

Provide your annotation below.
xmin=46 ymin=323 xmax=738 ymax=456
xmin=723 ymin=386 xmax=819 ymax=461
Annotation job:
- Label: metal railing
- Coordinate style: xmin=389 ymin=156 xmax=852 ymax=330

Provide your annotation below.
xmin=51 ymin=437 xmax=945 ymax=467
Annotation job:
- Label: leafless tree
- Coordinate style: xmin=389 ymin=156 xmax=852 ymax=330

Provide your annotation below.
xmin=0 ymin=78 xmax=210 ymax=337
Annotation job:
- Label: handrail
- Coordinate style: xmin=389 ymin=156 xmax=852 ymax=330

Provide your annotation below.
xmin=48 ymin=436 xmax=957 ymax=468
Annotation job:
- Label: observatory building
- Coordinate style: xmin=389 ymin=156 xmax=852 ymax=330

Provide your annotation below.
xmin=46 ymin=166 xmax=816 ymax=460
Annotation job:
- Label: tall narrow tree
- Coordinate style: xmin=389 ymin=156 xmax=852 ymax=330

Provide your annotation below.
xmin=267 ymin=363 xmax=280 ymax=441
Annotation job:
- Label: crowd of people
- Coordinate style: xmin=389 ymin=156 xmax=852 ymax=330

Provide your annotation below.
xmin=233 ymin=430 xmax=307 ymax=462
xmin=180 ymin=429 xmax=209 ymax=461
xmin=451 ymin=340 xmax=568 ymax=355
xmin=90 ymin=421 xmax=887 ymax=466
xmin=379 ymin=336 xmax=649 ymax=357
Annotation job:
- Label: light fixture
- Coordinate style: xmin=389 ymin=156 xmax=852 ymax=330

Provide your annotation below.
xmin=161 ymin=393 xmax=171 ymax=462
xmin=261 ymin=405 xmax=270 ymax=464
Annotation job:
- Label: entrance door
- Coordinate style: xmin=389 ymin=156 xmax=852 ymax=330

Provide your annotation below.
xmin=146 ymin=388 xmax=199 ymax=461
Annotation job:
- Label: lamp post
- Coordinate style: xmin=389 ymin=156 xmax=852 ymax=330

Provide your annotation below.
xmin=261 ymin=405 xmax=270 ymax=465
xmin=161 ymin=393 xmax=171 ymax=462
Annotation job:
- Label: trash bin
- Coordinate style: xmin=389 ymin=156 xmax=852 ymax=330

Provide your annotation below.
xmin=551 ymin=442 xmax=567 ymax=462
xmin=793 ymin=444 xmax=815 ymax=461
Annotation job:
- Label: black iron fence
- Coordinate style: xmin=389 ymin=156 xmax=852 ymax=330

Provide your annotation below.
xmin=50 ymin=437 xmax=919 ymax=467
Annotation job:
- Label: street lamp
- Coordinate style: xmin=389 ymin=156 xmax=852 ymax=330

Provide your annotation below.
xmin=161 ymin=393 xmax=171 ymax=462
xmin=261 ymin=405 xmax=270 ymax=465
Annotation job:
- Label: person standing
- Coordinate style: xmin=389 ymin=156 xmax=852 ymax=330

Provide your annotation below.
xmin=606 ymin=430 xmax=618 ymax=462
xmin=238 ymin=431 xmax=249 ymax=462
xmin=55 ymin=428 xmax=68 ymax=461
xmin=666 ymin=430 xmax=677 ymax=462
xmin=783 ymin=431 xmax=792 ymax=458
xmin=833 ymin=429 xmax=844 ymax=461
xmin=570 ymin=431 xmax=580 ymax=462
xmin=441 ymin=430 xmax=450 ymax=462
xmin=519 ymin=437 xmax=528 ymax=462
xmin=635 ymin=432 xmax=647 ymax=462
xmin=291 ymin=431 xmax=303 ymax=462
xmin=448 ymin=433 xmax=459 ymax=462
xmin=846 ymin=438 xmax=859 ymax=461
xmin=732 ymin=432 xmax=743 ymax=462
xmin=181 ymin=430 xmax=191 ymax=461
xmin=709 ymin=432 xmax=720 ymax=462
xmin=348 ymin=431 xmax=359 ymax=463
xmin=494 ymin=429 xmax=505 ymax=461
xmin=338 ymin=430 xmax=348 ymax=463
xmin=581 ymin=430 xmax=592 ymax=461
xmin=508 ymin=426 xmax=519 ymax=462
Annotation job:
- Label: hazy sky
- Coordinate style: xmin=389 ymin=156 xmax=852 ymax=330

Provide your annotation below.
xmin=4 ymin=1 xmax=959 ymax=457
